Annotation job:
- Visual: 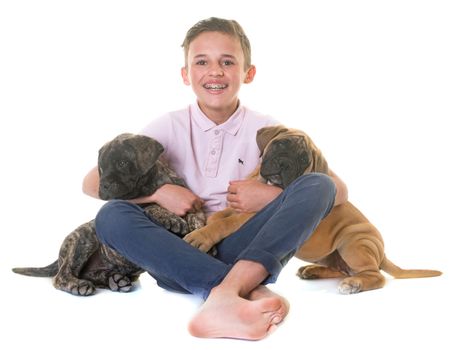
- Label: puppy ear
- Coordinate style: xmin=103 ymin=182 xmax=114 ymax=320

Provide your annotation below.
xmin=304 ymin=134 xmax=329 ymax=174
xmin=256 ymin=125 xmax=288 ymax=156
xmin=311 ymin=148 xmax=329 ymax=174
xmin=133 ymin=135 xmax=164 ymax=172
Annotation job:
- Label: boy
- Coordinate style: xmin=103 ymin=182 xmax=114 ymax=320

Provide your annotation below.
xmin=83 ymin=17 xmax=347 ymax=340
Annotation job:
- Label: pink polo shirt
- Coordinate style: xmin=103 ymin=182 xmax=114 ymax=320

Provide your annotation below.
xmin=140 ymin=103 xmax=278 ymax=215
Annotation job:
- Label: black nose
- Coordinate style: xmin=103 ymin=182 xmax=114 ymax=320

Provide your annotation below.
xmin=99 ymin=181 xmax=119 ymax=194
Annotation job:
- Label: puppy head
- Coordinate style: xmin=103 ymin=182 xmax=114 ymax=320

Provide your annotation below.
xmin=257 ymin=126 xmax=328 ymax=188
xmin=98 ymin=133 xmax=164 ymax=200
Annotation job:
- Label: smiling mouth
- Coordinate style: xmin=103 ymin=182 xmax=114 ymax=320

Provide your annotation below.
xmin=203 ymin=83 xmax=227 ymax=91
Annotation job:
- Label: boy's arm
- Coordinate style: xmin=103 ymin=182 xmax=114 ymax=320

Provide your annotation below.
xmin=82 ymin=166 xmax=203 ymax=216
xmin=327 ymin=169 xmax=348 ymax=206
xmin=227 ymin=169 xmax=348 ymax=213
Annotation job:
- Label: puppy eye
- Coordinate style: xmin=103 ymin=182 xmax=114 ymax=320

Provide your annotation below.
xmin=117 ymin=160 xmax=128 ymax=168
xmin=273 ymin=140 xmax=286 ymax=150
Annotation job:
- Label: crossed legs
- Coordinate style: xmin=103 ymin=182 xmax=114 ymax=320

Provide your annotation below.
xmin=95 ymin=173 xmax=335 ymax=340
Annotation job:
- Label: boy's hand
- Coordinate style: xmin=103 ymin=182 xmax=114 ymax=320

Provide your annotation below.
xmin=227 ymin=179 xmax=282 ymax=213
xmin=149 ymin=184 xmax=204 ymax=217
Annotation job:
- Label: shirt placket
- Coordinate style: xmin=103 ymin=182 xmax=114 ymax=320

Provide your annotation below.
xmin=204 ymin=129 xmax=223 ymax=177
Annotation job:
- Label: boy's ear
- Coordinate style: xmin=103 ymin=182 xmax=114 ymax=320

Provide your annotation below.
xmin=244 ymin=65 xmax=256 ymax=84
xmin=181 ymin=67 xmax=191 ymax=85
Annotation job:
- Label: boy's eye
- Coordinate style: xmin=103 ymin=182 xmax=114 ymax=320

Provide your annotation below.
xmin=195 ymin=60 xmax=207 ymax=65
xmin=222 ymin=60 xmax=234 ymax=66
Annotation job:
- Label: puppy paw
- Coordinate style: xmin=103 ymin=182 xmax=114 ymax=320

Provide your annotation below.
xmin=297 ymin=265 xmax=346 ymax=280
xmin=143 ymin=205 xmax=189 ymax=236
xmin=69 ymin=281 xmax=96 ymax=296
xmin=297 ymin=265 xmax=322 ymax=279
xmin=338 ymin=278 xmax=362 ymax=294
xmin=185 ymin=212 xmax=206 ymax=232
xmin=109 ymin=274 xmax=133 ymax=292
xmin=162 ymin=215 xmax=189 ymax=235
xmin=54 ymin=275 xmax=96 ymax=296
xmin=183 ymin=230 xmax=214 ymax=253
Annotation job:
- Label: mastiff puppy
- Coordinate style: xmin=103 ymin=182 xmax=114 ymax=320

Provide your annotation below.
xmin=13 ymin=133 xmax=205 ymax=296
xmin=184 ymin=125 xmax=441 ymax=294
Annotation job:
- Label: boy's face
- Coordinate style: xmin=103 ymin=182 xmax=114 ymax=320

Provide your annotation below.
xmin=181 ymin=31 xmax=255 ymax=121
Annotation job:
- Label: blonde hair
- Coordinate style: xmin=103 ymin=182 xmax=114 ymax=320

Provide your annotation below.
xmin=181 ymin=17 xmax=252 ymax=70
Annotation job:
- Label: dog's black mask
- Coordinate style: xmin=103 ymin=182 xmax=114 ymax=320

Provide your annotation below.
xmin=260 ymin=136 xmax=311 ymax=189
xmin=97 ymin=134 xmax=163 ymax=200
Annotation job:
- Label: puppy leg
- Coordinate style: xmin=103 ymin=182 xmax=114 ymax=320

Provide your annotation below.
xmin=143 ymin=204 xmax=189 ymax=236
xmin=98 ymin=246 xmax=143 ymax=292
xmin=53 ymin=221 xmax=99 ymax=296
xmin=297 ymin=264 xmax=346 ymax=279
xmin=183 ymin=213 xmax=253 ymax=253
xmin=206 ymin=208 xmax=237 ymax=224
xmin=338 ymin=271 xmax=385 ymax=294
xmin=80 ymin=248 xmax=137 ymax=293
xmin=296 ymin=251 xmax=348 ymax=279
xmin=337 ymin=236 xmax=386 ymax=294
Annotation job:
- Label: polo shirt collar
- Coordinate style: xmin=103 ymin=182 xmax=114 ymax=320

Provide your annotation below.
xmin=190 ymin=102 xmax=244 ymax=136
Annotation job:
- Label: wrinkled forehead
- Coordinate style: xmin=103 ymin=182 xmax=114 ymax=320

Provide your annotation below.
xmin=265 ymin=134 xmax=307 ymax=154
xmin=100 ymin=140 xmax=136 ymax=162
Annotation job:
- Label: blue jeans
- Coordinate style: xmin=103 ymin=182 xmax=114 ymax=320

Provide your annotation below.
xmin=95 ymin=173 xmax=336 ymax=299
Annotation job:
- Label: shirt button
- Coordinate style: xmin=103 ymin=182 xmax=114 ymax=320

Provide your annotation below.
xmin=214 ymin=130 xmax=220 ymax=135
xmin=211 ymin=150 xmax=216 ymax=155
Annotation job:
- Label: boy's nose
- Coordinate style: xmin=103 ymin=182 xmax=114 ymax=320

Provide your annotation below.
xmin=208 ymin=64 xmax=224 ymax=76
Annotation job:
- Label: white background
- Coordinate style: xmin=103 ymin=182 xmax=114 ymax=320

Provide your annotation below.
xmin=1 ymin=1 xmax=454 ymax=349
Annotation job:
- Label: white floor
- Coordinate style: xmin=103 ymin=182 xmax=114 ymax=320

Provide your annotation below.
xmin=2 ymin=1 xmax=454 ymax=349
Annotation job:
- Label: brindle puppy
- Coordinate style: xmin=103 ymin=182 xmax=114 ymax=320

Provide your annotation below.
xmin=13 ymin=133 xmax=205 ymax=296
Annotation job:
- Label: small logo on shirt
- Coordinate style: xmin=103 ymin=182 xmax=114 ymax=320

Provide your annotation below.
xmin=238 ymin=158 xmax=244 ymax=165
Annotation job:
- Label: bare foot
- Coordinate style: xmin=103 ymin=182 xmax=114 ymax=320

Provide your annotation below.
xmin=188 ymin=286 xmax=285 ymax=340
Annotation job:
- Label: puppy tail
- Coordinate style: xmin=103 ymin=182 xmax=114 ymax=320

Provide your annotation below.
xmin=380 ymin=256 xmax=442 ymax=278
xmin=12 ymin=260 xmax=59 ymax=277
